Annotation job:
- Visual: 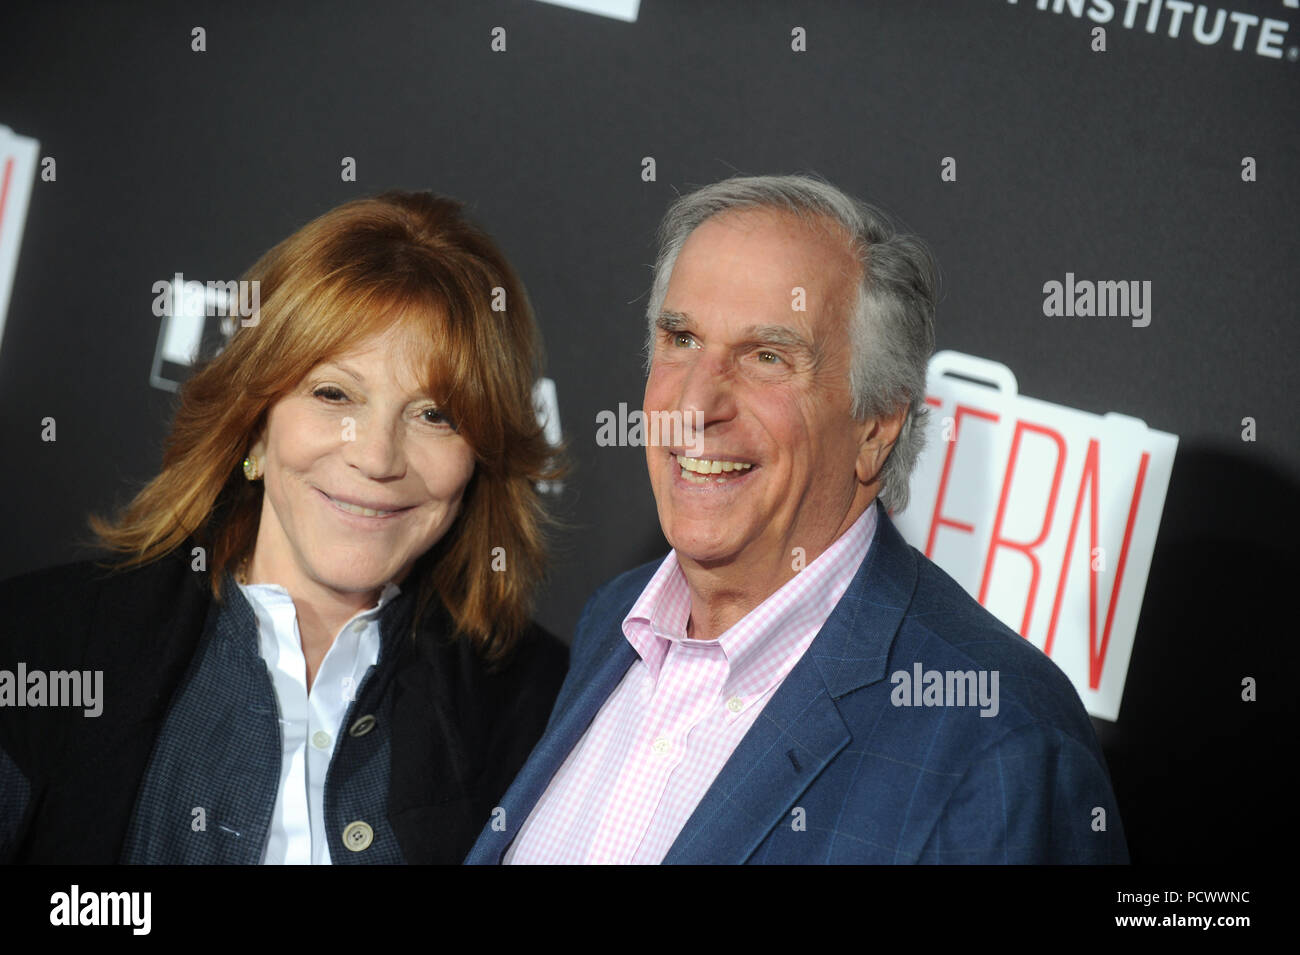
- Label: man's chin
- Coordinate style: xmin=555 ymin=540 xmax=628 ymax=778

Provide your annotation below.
xmin=668 ymin=535 xmax=744 ymax=570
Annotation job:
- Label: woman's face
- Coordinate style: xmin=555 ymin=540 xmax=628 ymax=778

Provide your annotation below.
xmin=247 ymin=322 xmax=475 ymax=600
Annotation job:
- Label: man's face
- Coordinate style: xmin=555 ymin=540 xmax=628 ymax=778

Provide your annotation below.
xmin=643 ymin=209 xmax=878 ymax=579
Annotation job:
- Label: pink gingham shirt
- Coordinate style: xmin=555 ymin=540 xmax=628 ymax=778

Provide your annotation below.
xmin=505 ymin=504 xmax=878 ymax=865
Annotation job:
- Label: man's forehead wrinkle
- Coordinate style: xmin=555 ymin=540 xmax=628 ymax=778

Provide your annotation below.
xmin=706 ymin=210 xmax=862 ymax=306
xmin=661 ymin=210 xmax=858 ymax=381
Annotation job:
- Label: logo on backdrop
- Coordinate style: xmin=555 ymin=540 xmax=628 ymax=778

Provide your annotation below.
xmin=532 ymin=0 xmax=640 ymax=23
xmin=1002 ymin=0 xmax=1296 ymax=61
xmin=0 ymin=126 xmax=40 ymax=356
xmin=891 ymin=351 xmax=1178 ymax=722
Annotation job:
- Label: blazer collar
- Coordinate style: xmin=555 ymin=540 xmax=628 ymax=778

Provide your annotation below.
xmin=807 ymin=503 xmax=917 ymax=699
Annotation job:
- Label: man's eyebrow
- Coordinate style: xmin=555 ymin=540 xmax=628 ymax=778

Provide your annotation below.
xmin=739 ymin=324 xmax=815 ymax=355
xmin=655 ymin=312 xmax=819 ymax=362
xmin=655 ymin=310 xmax=691 ymax=333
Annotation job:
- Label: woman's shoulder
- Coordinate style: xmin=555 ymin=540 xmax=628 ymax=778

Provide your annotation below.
xmin=408 ymin=610 xmax=568 ymax=702
xmin=510 ymin=618 xmax=569 ymax=683
xmin=0 ymin=545 xmax=210 ymax=661
xmin=0 ymin=554 xmax=113 ymax=601
xmin=1 ymin=545 xmax=201 ymax=607
xmin=0 ymin=556 xmax=121 ymax=654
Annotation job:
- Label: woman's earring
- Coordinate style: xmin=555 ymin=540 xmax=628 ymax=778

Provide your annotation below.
xmin=242 ymin=455 xmax=262 ymax=481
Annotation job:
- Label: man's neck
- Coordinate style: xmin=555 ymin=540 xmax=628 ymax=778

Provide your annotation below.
xmin=679 ymin=495 xmax=875 ymax=642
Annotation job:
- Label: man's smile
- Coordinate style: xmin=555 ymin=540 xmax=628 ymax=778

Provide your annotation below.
xmin=671 ymin=452 xmax=758 ymax=486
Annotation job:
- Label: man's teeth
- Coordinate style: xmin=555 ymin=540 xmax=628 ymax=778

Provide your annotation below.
xmin=332 ymin=498 xmax=395 ymax=517
xmin=677 ymin=456 xmax=754 ymax=484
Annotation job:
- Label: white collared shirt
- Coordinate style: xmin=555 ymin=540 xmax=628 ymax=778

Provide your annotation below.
xmin=236 ymin=580 xmax=400 ymax=865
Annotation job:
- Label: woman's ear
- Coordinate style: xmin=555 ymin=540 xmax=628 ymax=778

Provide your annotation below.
xmin=243 ymin=431 xmax=268 ymax=480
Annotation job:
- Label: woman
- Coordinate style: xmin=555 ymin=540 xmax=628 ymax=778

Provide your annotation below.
xmin=0 ymin=191 xmax=567 ymax=863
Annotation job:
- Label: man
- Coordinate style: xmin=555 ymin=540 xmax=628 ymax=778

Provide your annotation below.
xmin=468 ymin=174 xmax=1127 ymax=864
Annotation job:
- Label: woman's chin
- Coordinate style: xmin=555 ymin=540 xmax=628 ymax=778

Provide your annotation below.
xmin=309 ymin=565 xmax=397 ymax=597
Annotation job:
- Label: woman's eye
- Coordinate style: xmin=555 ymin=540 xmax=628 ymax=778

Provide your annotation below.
xmin=422 ymin=407 xmax=457 ymax=431
xmin=313 ymin=386 xmax=347 ymax=401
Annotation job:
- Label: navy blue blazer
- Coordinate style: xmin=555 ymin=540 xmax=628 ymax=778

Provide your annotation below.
xmin=467 ymin=503 xmax=1128 ymax=864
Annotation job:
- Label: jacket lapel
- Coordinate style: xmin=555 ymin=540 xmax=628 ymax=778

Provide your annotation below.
xmin=468 ymin=618 xmax=638 ymax=863
xmin=663 ymin=506 xmax=918 ymax=864
xmin=660 ymin=662 xmax=851 ymax=864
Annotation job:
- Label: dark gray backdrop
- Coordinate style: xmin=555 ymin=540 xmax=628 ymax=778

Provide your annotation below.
xmin=1 ymin=0 xmax=1296 ymax=865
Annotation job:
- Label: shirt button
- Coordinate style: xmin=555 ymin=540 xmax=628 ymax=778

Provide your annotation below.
xmin=350 ymin=620 xmax=367 ymax=634
xmin=651 ymin=737 xmax=671 ymax=755
xmin=311 ymin=730 xmax=331 ymax=749
xmin=342 ymin=821 xmax=373 ymax=852
xmin=348 ymin=714 xmax=377 ymax=737
xmin=726 ymin=696 xmax=743 ymax=713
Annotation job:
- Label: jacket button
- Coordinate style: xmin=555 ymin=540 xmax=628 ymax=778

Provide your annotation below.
xmin=348 ymin=714 xmax=377 ymax=737
xmin=342 ymin=821 xmax=374 ymax=852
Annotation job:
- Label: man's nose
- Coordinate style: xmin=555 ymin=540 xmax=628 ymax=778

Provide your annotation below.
xmin=675 ymin=349 xmax=738 ymax=428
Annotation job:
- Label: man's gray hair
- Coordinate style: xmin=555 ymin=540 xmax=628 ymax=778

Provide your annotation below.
xmin=644 ymin=173 xmax=938 ymax=513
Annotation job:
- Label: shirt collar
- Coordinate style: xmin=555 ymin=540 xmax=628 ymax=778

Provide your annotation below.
xmin=232 ymin=577 xmax=405 ymax=660
xmin=622 ymin=503 xmax=878 ymax=694
xmin=237 ymin=579 xmax=401 ymax=619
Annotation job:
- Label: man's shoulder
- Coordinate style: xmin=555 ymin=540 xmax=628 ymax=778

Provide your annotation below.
xmin=879 ymin=543 xmax=1101 ymax=751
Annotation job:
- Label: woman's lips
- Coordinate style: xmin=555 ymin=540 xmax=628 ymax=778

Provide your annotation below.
xmin=317 ymin=488 xmax=412 ymax=518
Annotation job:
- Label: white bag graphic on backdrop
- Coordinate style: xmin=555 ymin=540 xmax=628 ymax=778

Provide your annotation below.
xmin=892 ymin=351 xmax=1178 ymax=721
xmin=0 ymin=126 xmax=40 ymax=355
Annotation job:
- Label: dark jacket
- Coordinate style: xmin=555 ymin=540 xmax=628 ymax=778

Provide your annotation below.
xmin=0 ymin=543 xmax=567 ymax=863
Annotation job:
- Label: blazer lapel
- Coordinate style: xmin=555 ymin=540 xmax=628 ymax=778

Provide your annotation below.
xmin=468 ymin=620 xmax=638 ymax=863
xmin=663 ymin=505 xmax=918 ymax=864
xmin=661 ymin=661 xmax=851 ymax=864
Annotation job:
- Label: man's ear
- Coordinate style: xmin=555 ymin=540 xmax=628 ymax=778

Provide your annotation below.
xmin=855 ymin=403 xmax=908 ymax=485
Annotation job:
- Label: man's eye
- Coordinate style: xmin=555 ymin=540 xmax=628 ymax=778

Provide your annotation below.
xmin=756 ymin=350 xmax=782 ymax=364
xmin=672 ymin=333 xmax=696 ymax=348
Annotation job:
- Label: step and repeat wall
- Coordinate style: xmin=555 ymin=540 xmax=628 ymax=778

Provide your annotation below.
xmin=1 ymin=0 xmax=1295 ymax=864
